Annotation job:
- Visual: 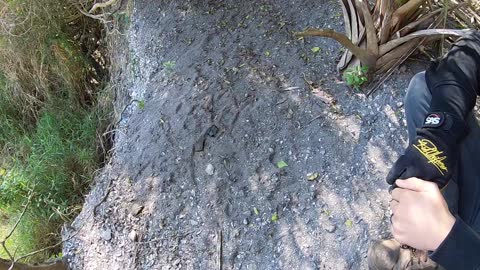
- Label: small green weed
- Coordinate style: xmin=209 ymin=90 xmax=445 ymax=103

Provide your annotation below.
xmin=137 ymin=99 xmax=145 ymax=110
xmin=343 ymin=65 xmax=369 ymax=90
xmin=163 ymin=61 xmax=176 ymax=73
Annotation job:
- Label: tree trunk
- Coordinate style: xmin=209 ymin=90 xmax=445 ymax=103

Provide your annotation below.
xmin=0 ymin=258 xmax=66 ymax=270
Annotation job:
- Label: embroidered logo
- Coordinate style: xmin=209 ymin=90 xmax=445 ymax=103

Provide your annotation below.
xmin=413 ymin=139 xmax=448 ymax=175
xmin=423 ymin=112 xmax=444 ymax=128
xmin=425 ymin=114 xmax=441 ymax=125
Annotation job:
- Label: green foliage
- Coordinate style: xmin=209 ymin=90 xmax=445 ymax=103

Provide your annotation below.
xmin=0 ymin=97 xmax=101 ymax=263
xmin=271 ymin=212 xmax=279 ymax=222
xmin=137 ymin=99 xmax=145 ymax=110
xmin=0 ymin=0 xmax=109 ymax=263
xmin=0 ymin=106 xmax=98 ymax=210
xmin=343 ymin=65 xmax=369 ymax=90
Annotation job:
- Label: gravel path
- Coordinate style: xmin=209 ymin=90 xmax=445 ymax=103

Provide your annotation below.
xmin=62 ymin=0 xmax=428 ymax=269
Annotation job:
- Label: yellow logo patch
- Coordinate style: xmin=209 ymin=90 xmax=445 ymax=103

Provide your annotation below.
xmin=413 ymin=139 xmax=448 ymax=175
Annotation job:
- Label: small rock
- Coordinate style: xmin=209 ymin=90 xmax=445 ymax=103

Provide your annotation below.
xmin=286 ymin=108 xmax=294 ymax=119
xmin=130 ymin=203 xmax=144 ymax=216
xmin=324 ymin=223 xmax=336 ymax=233
xmin=399 ymin=65 xmax=407 ymax=73
xmin=190 ymin=219 xmax=198 ymax=226
xmin=396 ymin=101 xmax=404 ymax=108
xmin=243 ymin=218 xmax=249 ymax=225
xmin=129 ymin=230 xmax=138 ymax=242
xmin=207 ymin=125 xmax=219 ymax=137
xmin=194 ymin=136 xmax=206 ymax=152
xmin=100 ymin=228 xmax=112 ymax=241
xmin=205 ymin=164 xmax=215 ymax=175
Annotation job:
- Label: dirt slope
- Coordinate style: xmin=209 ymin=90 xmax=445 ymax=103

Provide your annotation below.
xmin=62 ymin=0 xmax=426 ymax=269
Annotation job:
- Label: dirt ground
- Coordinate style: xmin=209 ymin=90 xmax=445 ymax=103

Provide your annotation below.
xmin=62 ymin=0 xmax=429 ymax=269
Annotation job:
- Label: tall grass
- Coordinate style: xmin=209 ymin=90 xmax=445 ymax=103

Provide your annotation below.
xmin=0 ymin=0 xmax=109 ymax=262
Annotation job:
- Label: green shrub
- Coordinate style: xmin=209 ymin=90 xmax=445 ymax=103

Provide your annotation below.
xmin=0 ymin=102 xmax=99 ymax=261
xmin=0 ymin=0 xmax=109 ymax=263
xmin=343 ymin=65 xmax=369 ymax=90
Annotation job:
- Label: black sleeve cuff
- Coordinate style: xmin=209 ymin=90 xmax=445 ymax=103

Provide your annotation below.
xmin=430 ymin=216 xmax=480 ymax=270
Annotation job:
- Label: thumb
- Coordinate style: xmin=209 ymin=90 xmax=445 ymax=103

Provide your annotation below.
xmin=395 ymin=177 xmax=432 ymax=192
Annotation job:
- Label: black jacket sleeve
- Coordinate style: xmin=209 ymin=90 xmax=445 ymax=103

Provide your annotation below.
xmin=425 ymin=31 xmax=480 ymax=269
xmin=426 ymin=31 xmax=480 ymax=120
xmin=430 ymin=217 xmax=480 ymax=270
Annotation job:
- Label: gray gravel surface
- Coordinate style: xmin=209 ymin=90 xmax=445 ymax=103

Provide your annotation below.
xmin=62 ymin=0 xmax=429 ymax=269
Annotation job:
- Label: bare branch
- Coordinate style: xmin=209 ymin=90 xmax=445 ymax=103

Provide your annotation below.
xmin=3 ymin=195 xmax=32 ymax=242
xmin=0 ymin=193 xmax=33 ymax=270
xmin=357 ymin=0 xmax=379 ymax=58
xmin=89 ymin=0 xmax=119 ymax=14
xmin=391 ymin=0 xmax=426 ymax=33
xmin=295 ymin=28 xmax=377 ymax=68
xmin=379 ymin=29 xmax=468 ymax=56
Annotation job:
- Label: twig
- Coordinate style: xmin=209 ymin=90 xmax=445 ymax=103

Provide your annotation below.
xmin=218 ymin=230 xmax=222 ymax=270
xmin=302 ymin=114 xmax=324 ymax=128
xmin=74 ymin=2 xmax=111 ymax=24
xmin=3 ymin=178 xmax=114 ymax=266
xmin=13 ymin=232 xmax=78 ymax=263
xmin=0 ymin=193 xmax=33 ymax=269
xmin=89 ymin=0 xmax=119 ymax=13
xmin=281 ymin=86 xmax=301 ymax=91
xmin=275 ymin=99 xmax=288 ymax=106
xmin=115 ymin=99 xmax=141 ymax=127
xmin=93 ymin=178 xmax=113 ymax=216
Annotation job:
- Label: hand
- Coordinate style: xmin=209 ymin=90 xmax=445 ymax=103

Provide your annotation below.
xmin=390 ymin=177 xmax=455 ymax=251
xmin=386 ymin=131 xmax=455 ymax=188
xmin=386 ymin=112 xmax=467 ymax=188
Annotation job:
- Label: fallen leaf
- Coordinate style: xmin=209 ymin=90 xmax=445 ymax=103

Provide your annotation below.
xmin=271 ymin=212 xmax=279 ymax=222
xmin=311 ymin=46 xmax=321 ymax=53
xmin=253 ymin=207 xmax=260 ymax=216
xmin=277 ymin=161 xmax=288 ymax=169
xmin=265 ymin=50 xmax=271 ymax=57
xmin=307 ymin=172 xmax=319 ymax=181
xmin=345 ymin=219 xmax=353 ymax=228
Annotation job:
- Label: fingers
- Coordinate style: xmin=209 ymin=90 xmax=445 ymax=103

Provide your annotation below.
xmin=390 ymin=199 xmax=399 ymax=213
xmin=391 ymin=188 xmax=402 ymax=202
xmin=390 ymin=215 xmax=402 ymax=242
xmin=395 ymin=177 xmax=435 ymax=192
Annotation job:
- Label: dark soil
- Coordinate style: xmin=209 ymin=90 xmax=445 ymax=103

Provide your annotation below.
xmin=63 ymin=0 xmax=427 ymax=269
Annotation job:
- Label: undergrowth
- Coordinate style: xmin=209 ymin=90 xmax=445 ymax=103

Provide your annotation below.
xmin=343 ymin=65 xmax=369 ymax=90
xmin=0 ymin=0 xmax=111 ymax=262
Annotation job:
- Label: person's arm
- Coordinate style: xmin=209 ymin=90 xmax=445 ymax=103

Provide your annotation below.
xmin=422 ymin=32 xmax=480 ymax=269
xmin=426 ymin=30 xmax=480 ymax=120
xmin=387 ymin=31 xmax=480 ymax=188
xmin=430 ymin=216 xmax=480 ymax=270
